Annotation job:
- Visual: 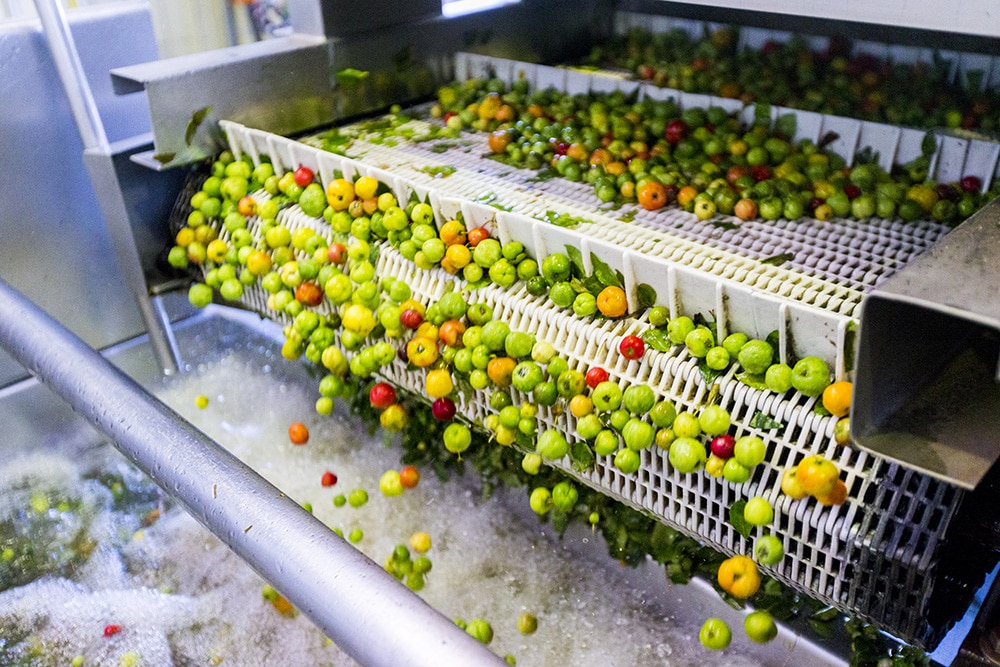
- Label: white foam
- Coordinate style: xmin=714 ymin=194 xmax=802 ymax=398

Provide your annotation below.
xmin=0 ymin=352 xmax=775 ymax=665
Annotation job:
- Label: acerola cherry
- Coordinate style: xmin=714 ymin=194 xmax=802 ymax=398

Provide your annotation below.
xmin=762 ymin=38 xmax=784 ymax=54
xmin=321 ymin=471 xmax=338 ymax=487
xmin=432 ymin=396 xmax=457 ymax=421
xmin=288 ymin=422 xmax=309 ymax=445
xmin=237 ymin=196 xmax=257 ymax=216
xmin=619 ymin=335 xmax=645 ymax=360
xmin=843 ymin=183 xmax=862 ymax=200
xmin=400 ymin=308 xmax=424 ymax=330
xmin=294 ymin=282 xmax=323 ymax=307
xmin=662 ymin=183 xmax=679 ymax=204
xmin=399 ymin=465 xmax=420 ymax=489
xmin=369 ymin=382 xmax=397 ymax=410
xmin=327 ymin=243 xmax=347 ymax=264
xmin=293 ymin=166 xmax=315 ymax=187
xmin=726 ymin=165 xmax=750 ymax=184
xmin=585 ymin=366 xmax=610 ymax=389
xmin=104 ymin=624 xmax=122 ymax=637
xmin=961 ymin=175 xmax=983 ymax=192
xmin=710 ymin=434 xmax=736 ymax=459
xmin=665 ymin=119 xmax=687 ymax=143
xmin=466 ymin=227 xmax=490 ymax=247
xmin=936 ymin=183 xmax=960 ymax=202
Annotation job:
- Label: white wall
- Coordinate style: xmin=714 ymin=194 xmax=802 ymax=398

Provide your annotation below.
xmin=667 ymin=0 xmax=1000 ymax=39
xmin=145 ymin=0 xmax=231 ymax=57
xmin=0 ymin=0 xmax=258 ymax=58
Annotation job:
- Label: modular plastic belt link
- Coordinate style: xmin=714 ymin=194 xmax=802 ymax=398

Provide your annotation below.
xmin=208 ymin=48 xmax=1000 ymax=646
xmin=216 ymin=109 xmax=971 ymax=647
xmin=312 ymin=119 xmax=948 ymax=302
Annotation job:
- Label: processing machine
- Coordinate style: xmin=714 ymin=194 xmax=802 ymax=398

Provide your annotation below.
xmin=4 ymin=0 xmax=1000 ymax=664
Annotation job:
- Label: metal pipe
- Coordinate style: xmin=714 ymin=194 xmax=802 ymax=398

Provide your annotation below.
xmin=0 ymin=277 xmax=507 ymax=667
xmin=32 ymin=0 xmax=108 ymax=153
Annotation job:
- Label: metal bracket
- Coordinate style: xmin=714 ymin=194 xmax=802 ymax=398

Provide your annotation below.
xmin=110 ymin=34 xmax=335 ymax=167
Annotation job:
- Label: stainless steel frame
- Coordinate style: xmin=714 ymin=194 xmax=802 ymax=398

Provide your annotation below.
xmin=0 ymin=4 xmax=162 ymax=388
xmin=110 ymin=34 xmax=336 ymax=168
xmin=9 ymin=0 xmax=1000 ymax=662
xmin=32 ymin=0 xmax=180 ymax=375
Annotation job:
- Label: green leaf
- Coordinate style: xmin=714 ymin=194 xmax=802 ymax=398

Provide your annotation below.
xmin=698 ymin=361 xmax=722 ymax=386
xmin=185 ymin=106 xmax=212 ymax=146
xmin=665 ymin=562 xmax=693 ymax=585
xmin=474 ymin=192 xmax=512 ymax=212
xmin=636 ymin=284 xmax=657 ymax=311
xmin=760 ymin=252 xmax=794 ymax=266
xmin=649 ymin=522 xmax=679 ymax=562
xmin=539 ymin=210 xmax=588 ymax=227
xmin=736 ymin=371 xmax=768 ymax=391
xmin=569 ymin=441 xmax=595 ymax=472
xmin=643 ymin=328 xmax=673 ymax=353
xmin=758 ymin=597 xmax=798 ymax=622
xmin=582 ymin=275 xmax=604 ymax=295
xmin=591 ymin=253 xmax=621 ymax=288
xmin=844 ymin=320 xmax=858 ymax=373
xmin=754 ymin=103 xmax=772 ymax=127
xmin=808 ymin=618 xmax=837 ymax=639
xmin=619 ymin=209 xmax=637 ymax=222
xmin=729 ymin=499 xmax=752 ymax=538
xmin=749 ymin=410 xmax=784 ymax=431
xmin=806 ymin=605 xmax=841 ymax=640
xmin=810 ymin=605 xmax=841 ymax=623
xmin=527 ymin=168 xmax=560 ymax=182
xmin=710 ymin=219 xmax=740 ymax=231
xmin=765 ymin=329 xmax=781 ymax=353
xmin=321 ymin=129 xmax=352 ymax=149
xmin=335 ymin=68 xmax=369 ymax=87
xmin=921 ymin=131 xmax=938 ymax=157
xmin=565 ymin=245 xmax=586 ymax=278
xmin=774 ymin=112 xmax=797 ymax=139
xmin=152 ymin=152 xmax=176 ymax=164
xmin=854 ymin=146 xmax=879 ymax=165
xmin=966 ymin=69 xmax=985 ymax=93
xmin=419 ymin=165 xmax=457 ymax=178
xmin=818 ymin=130 xmax=839 ymax=148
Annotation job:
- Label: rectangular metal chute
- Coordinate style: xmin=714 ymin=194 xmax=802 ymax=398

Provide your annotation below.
xmin=853 ymin=201 xmax=1000 ymax=489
